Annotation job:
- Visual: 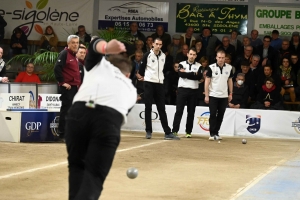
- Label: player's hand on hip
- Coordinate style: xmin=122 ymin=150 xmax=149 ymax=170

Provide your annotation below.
xmin=62 ymin=83 xmax=71 ymax=90
xmin=106 ymin=39 xmax=126 ymax=54
xmin=204 ymin=96 xmax=209 ymax=104
xmin=228 ymin=95 xmax=232 ymax=102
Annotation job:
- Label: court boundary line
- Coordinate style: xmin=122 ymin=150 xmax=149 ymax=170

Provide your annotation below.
xmin=0 ymin=140 xmax=167 ymax=180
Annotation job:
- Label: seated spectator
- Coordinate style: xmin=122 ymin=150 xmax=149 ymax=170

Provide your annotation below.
xmin=15 ymin=63 xmax=41 ymax=83
xmin=0 ymin=15 xmax=7 ymax=43
xmin=194 ymin=39 xmax=206 ymax=62
xmin=145 ymin=36 xmax=153 ymax=52
xmin=278 ymin=57 xmax=296 ymax=102
xmin=225 ymin=54 xmax=235 ymax=74
xmin=229 ymin=73 xmax=249 ymax=109
xmin=0 ymin=47 xmax=9 ymax=83
xmin=8 ymin=27 xmax=27 ymax=59
xmin=251 ymin=77 xmax=284 ymax=110
xmin=233 ymin=45 xmax=253 ymax=70
xmin=76 ymin=25 xmax=91 ymax=44
xmin=180 ymin=26 xmax=196 ymax=48
xmin=151 ymin=25 xmax=171 ymax=53
xmin=270 ymin=30 xmax=282 ymax=51
xmin=198 ymin=69 xmax=208 ymax=106
xmin=279 ymin=39 xmax=291 ymax=61
xmin=217 ymin=36 xmax=236 ymax=61
xmin=291 ymin=54 xmax=300 ymax=76
xmin=39 ymin=26 xmax=58 ymax=52
xmin=289 ymin=32 xmax=300 ymax=55
xmin=229 ymin=30 xmax=242 ymax=53
xmin=175 ymin=44 xmax=188 ymax=63
xmin=76 ymin=44 xmax=87 ymax=83
xmin=167 ymin=34 xmax=182 ymax=62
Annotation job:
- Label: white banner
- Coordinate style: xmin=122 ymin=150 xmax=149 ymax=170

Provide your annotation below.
xmin=254 ymin=6 xmax=300 ymax=36
xmin=38 ymin=94 xmax=61 ymax=111
xmin=235 ymin=109 xmax=300 ymax=139
xmin=98 ymin=1 xmax=169 ymax=32
xmin=1 ymin=0 xmax=94 ymax=41
xmin=0 ymin=93 xmax=30 ymax=110
xmin=259 ymin=0 xmax=300 ymax=3
xmin=122 ymin=104 xmax=235 ymax=136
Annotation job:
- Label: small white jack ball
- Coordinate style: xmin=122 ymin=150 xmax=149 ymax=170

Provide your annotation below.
xmin=242 ymin=139 xmax=247 ymax=144
xmin=127 ymin=167 xmax=138 ymax=179
xmin=218 ymin=141 xmax=221 ymax=143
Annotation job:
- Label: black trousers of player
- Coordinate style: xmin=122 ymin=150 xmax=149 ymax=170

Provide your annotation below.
xmin=65 ymin=102 xmax=123 ymax=200
xmin=143 ymin=81 xmax=171 ymax=134
xmin=172 ymin=88 xmax=198 ymax=134
xmin=208 ymin=96 xmax=228 ymax=137
xmin=58 ymin=85 xmax=77 ymax=138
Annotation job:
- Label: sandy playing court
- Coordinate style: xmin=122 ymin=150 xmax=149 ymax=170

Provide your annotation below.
xmin=0 ymin=131 xmax=299 ymax=200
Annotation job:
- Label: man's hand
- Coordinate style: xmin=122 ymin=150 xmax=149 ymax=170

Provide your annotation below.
xmin=228 ymin=103 xmax=235 ymax=108
xmin=264 ymin=101 xmax=271 ymax=107
xmin=62 ymin=83 xmax=71 ymax=90
xmin=1 ymin=77 xmax=9 ymax=83
xmin=136 ymin=73 xmax=144 ymax=81
xmin=204 ymin=96 xmax=209 ymax=104
xmin=262 ymin=58 xmax=268 ymax=66
xmin=228 ymin=95 xmax=232 ymax=102
xmin=235 ymin=104 xmax=240 ymax=108
xmin=106 ymin=39 xmax=126 ymax=54
xmin=179 ymin=68 xmax=185 ymax=72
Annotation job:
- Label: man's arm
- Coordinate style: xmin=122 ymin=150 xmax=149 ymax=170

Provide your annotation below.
xmin=138 ymin=52 xmax=150 ymax=77
xmin=228 ymin=77 xmax=233 ymax=95
xmin=54 ymin=50 xmax=67 ymax=84
xmin=178 ymin=66 xmax=203 ymax=80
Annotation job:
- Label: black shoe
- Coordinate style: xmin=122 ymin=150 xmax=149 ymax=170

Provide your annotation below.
xmin=146 ymin=132 xmax=152 ymax=139
xmin=164 ymin=133 xmax=180 ymax=140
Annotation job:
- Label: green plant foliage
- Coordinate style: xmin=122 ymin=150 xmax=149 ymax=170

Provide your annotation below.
xmin=97 ymin=29 xmax=132 ymax=44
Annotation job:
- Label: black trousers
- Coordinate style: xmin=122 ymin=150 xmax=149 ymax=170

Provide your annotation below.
xmin=58 ymin=85 xmax=77 ymax=138
xmin=65 ymin=102 xmax=123 ymax=200
xmin=143 ymin=81 xmax=171 ymax=134
xmin=208 ymin=96 xmax=228 ymax=137
xmin=172 ymin=88 xmax=198 ymax=133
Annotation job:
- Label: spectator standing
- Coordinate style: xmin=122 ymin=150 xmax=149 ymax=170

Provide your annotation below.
xmin=256 ymin=35 xmax=278 ymax=70
xmin=175 ymin=44 xmax=188 ymax=63
xmin=217 ymin=36 xmax=236 ymax=62
xmin=270 ymin=30 xmax=282 ymax=51
xmin=194 ymin=39 xmax=206 ymax=62
xmin=76 ymin=25 xmax=91 ymax=44
xmin=39 ymin=26 xmax=58 ymax=52
xmin=15 ymin=63 xmax=41 ymax=83
xmin=151 ymin=25 xmax=171 ymax=53
xmin=205 ymin=50 xmax=233 ymax=141
xmin=64 ymin=38 xmax=136 ymax=200
xmin=0 ymin=15 xmax=7 ymax=43
xmin=8 ymin=27 xmax=27 ymax=59
xmin=233 ymin=45 xmax=253 ymax=70
xmin=249 ymin=29 xmax=263 ymax=48
xmin=229 ymin=73 xmax=249 ymax=109
xmin=279 ymin=39 xmax=291 ymax=61
xmin=180 ymin=27 xmax=196 ymax=48
xmin=289 ymin=32 xmax=300 ymax=55
xmin=138 ymin=38 xmax=179 ymax=140
xmin=172 ymin=48 xmax=202 ymax=138
xmin=132 ymin=50 xmax=144 ymax=103
xmin=127 ymin=22 xmax=146 ymax=56
xmin=54 ymin=35 xmax=81 ymax=141
xmin=229 ymin=30 xmax=242 ymax=53
xmin=0 ymin=47 xmax=8 ymax=83
xmin=167 ymin=34 xmax=182 ymax=62
xmin=76 ymin=44 xmax=87 ymax=83
xmin=145 ymin=36 xmax=153 ymax=52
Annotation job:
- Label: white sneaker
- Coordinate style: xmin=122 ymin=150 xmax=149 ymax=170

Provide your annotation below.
xmin=208 ymin=136 xmax=215 ymax=141
xmin=216 ymin=135 xmax=222 ymax=140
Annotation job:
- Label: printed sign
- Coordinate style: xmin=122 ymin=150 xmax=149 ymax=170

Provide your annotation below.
xmin=176 ymin=4 xmax=248 ymax=34
xmin=0 ymin=93 xmax=30 ymax=110
xmin=38 ymin=94 xmax=61 ymax=111
xmin=98 ymin=1 xmax=169 ymax=32
xmin=254 ymin=6 xmax=300 ymax=36
xmin=0 ymin=0 xmax=94 ymax=41
xmin=259 ymin=0 xmax=300 ymax=3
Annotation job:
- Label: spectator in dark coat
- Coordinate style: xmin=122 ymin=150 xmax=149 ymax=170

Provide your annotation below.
xmin=75 ymin=25 xmax=91 ymax=44
xmin=8 ymin=27 xmax=28 ymax=59
xmin=0 ymin=15 xmax=7 ymax=42
xmin=151 ymin=25 xmax=171 ymax=53
xmin=217 ymin=36 xmax=236 ymax=62
xmin=229 ymin=73 xmax=249 ymax=109
xmin=251 ymin=77 xmax=284 ymax=110
xmin=256 ymin=35 xmax=278 ymax=71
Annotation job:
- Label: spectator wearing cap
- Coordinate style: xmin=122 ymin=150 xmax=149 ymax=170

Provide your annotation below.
xmin=196 ymin=27 xmax=221 ymax=63
xmin=180 ymin=27 xmax=196 ymax=48
xmin=289 ymin=31 xmax=300 ymax=55
xmin=270 ymin=30 xmax=282 ymax=51
xmin=167 ymin=34 xmax=182 ymax=62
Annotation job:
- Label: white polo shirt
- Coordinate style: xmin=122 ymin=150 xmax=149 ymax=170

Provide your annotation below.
xmin=206 ymin=63 xmax=233 ymax=98
xmin=178 ymin=60 xmax=201 ymax=89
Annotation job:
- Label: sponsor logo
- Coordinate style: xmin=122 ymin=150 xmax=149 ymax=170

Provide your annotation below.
xmin=50 ymin=116 xmax=60 ymax=136
xmin=291 ymin=117 xmax=300 ymax=134
xmin=108 ymin=2 xmax=158 ymax=14
xmin=25 ymin=122 xmax=41 ymax=136
xmin=245 ymin=115 xmax=261 ymax=134
xmin=139 ymin=111 xmax=160 ymax=126
xmin=197 ymin=112 xmax=210 ymax=131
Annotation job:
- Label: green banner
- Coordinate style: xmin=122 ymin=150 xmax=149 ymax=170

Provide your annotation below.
xmin=176 ymin=4 xmax=248 ymax=34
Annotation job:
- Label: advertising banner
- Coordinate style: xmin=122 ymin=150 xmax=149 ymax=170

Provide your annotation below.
xmin=176 ymin=3 xmax=248 ymax=34
xmin=259 ymin=0 xmax=300 ymax=3
xmin=98 ymin=1 xmax=169 ymax=32
xmin=254 ymin=6 xmax=300 ymax=36
xmin=0 ymin=0 xmax=94 ymax=41
xmin=9 ymin=83 xmax=37 ymax=108
xmin=0 ymin=93 xmax=30 ymax=110
xmin=20 ymin=112 xmax=59 ymax=142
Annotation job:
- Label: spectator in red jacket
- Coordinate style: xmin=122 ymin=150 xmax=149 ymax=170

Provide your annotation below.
xmin=15 ymin=63 xmax=41 ymax=83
